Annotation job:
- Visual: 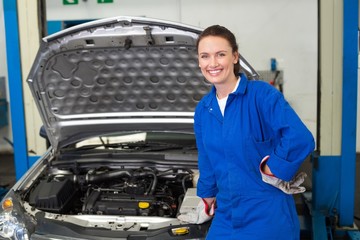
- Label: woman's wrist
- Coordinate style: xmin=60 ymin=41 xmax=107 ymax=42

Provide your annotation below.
xmin=203 ymin=197 xmax=215 ymax=206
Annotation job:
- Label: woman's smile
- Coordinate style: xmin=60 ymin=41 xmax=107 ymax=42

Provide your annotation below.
xmin=198 ymin=36 xmax=238 ymax=86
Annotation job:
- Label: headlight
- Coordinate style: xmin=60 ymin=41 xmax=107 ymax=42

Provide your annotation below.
xmin=0 ymin=190 xmax=35 ymax=240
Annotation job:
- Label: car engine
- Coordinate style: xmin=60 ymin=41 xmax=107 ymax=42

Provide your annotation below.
xmin=25 ymin=166 xmax=194 ymax=218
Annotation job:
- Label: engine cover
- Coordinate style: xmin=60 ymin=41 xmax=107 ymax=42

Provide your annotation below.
xmin=83 ymin=190 xmax=156 ymax=216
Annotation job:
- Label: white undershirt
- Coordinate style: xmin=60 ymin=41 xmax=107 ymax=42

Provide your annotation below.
xmin=216 ymin=77 xmax=241 ymax=116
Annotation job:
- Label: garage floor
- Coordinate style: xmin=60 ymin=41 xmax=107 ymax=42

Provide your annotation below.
xmin=0 ymin=153 xmax=360 ymax=239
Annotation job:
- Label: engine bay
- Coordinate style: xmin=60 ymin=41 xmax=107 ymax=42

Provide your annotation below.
xmin=24 ymin=164 xmax=195 ymax=218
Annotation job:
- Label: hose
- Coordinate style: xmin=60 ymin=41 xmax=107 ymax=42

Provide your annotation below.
xmin=86 ymin=170 xmax=132 ymax=183
xmin=133 ymin=171 xmax=157 ymax=195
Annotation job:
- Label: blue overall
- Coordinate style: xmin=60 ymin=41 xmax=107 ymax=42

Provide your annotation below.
xmin=194 ymin=74 xmax=315 ymax=240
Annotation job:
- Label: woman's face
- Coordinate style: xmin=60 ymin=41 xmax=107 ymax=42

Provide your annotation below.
xmin=197 ymin=36 xmax=238 ymax=85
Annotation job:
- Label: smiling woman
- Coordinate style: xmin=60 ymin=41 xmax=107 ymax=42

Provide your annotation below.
xmin=179 ymin=24 xmax=315 ymax=240
xmin=0 ymin=16 xmax=259 ymax=240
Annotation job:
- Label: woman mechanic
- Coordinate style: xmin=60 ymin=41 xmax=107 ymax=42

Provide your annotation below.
xmin=178 ymin=25 xmax=315 ymax=240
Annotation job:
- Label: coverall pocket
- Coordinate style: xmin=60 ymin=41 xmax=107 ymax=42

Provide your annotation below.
xmin=245 ymin=137 xmax=273 ymax=172
xmin=232 ymin=195 xmax=297 ymax=238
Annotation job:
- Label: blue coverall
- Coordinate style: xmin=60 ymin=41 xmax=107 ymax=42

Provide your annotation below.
xmin=194 ymin=74 xmax=315 ymax=240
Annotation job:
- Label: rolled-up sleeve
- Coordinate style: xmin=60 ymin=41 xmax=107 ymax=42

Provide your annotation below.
xmin=261 ymin=87 xmax=315 ymax=181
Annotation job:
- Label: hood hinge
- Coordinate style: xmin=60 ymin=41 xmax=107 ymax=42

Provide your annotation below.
xmin=143 ymin=26 xmax=154 ymax=46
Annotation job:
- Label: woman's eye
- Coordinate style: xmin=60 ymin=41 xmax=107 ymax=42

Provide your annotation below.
xmin=200 ymin=55 xmax=208 ymax=59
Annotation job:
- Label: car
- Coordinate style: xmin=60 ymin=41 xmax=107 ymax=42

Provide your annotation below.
xmin=0 ymin=16 xmax=258 ymax=240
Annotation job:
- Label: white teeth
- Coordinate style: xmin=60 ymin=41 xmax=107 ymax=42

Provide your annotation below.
xmin=209 ymin=70 xmax=221 ymax=74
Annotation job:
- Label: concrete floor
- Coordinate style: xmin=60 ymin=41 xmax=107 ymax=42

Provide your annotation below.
xmin=1 ymin=153 xmax=360 ymax=239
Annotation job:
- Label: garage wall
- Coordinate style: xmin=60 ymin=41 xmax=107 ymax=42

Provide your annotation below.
xmin=0 ymin=0 xmax=326 ymax=155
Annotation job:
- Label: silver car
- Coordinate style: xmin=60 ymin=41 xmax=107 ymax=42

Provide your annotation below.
xmin=0 ymin=16 xmax=258 ymax=240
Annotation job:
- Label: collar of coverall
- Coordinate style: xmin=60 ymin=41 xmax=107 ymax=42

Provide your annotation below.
xmin=204 ymin=73 xmax=248 ymax=107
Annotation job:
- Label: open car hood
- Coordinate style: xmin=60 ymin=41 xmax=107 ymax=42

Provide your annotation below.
xmin=27 ymin=16 xmax=258 ymax=153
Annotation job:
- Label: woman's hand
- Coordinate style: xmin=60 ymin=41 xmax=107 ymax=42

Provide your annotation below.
xmin=177 ymin=197 xmax=216 ymax=224
xmin=259 ymin=155 xmax=307 ymax=194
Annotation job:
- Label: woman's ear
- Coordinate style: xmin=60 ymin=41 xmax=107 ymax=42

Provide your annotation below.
xmin=233 ymin=52 xmax=239 ymax=64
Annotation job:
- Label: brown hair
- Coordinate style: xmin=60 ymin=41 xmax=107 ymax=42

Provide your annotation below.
xmin=196 ymin=25 xmax=240 ymax=76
